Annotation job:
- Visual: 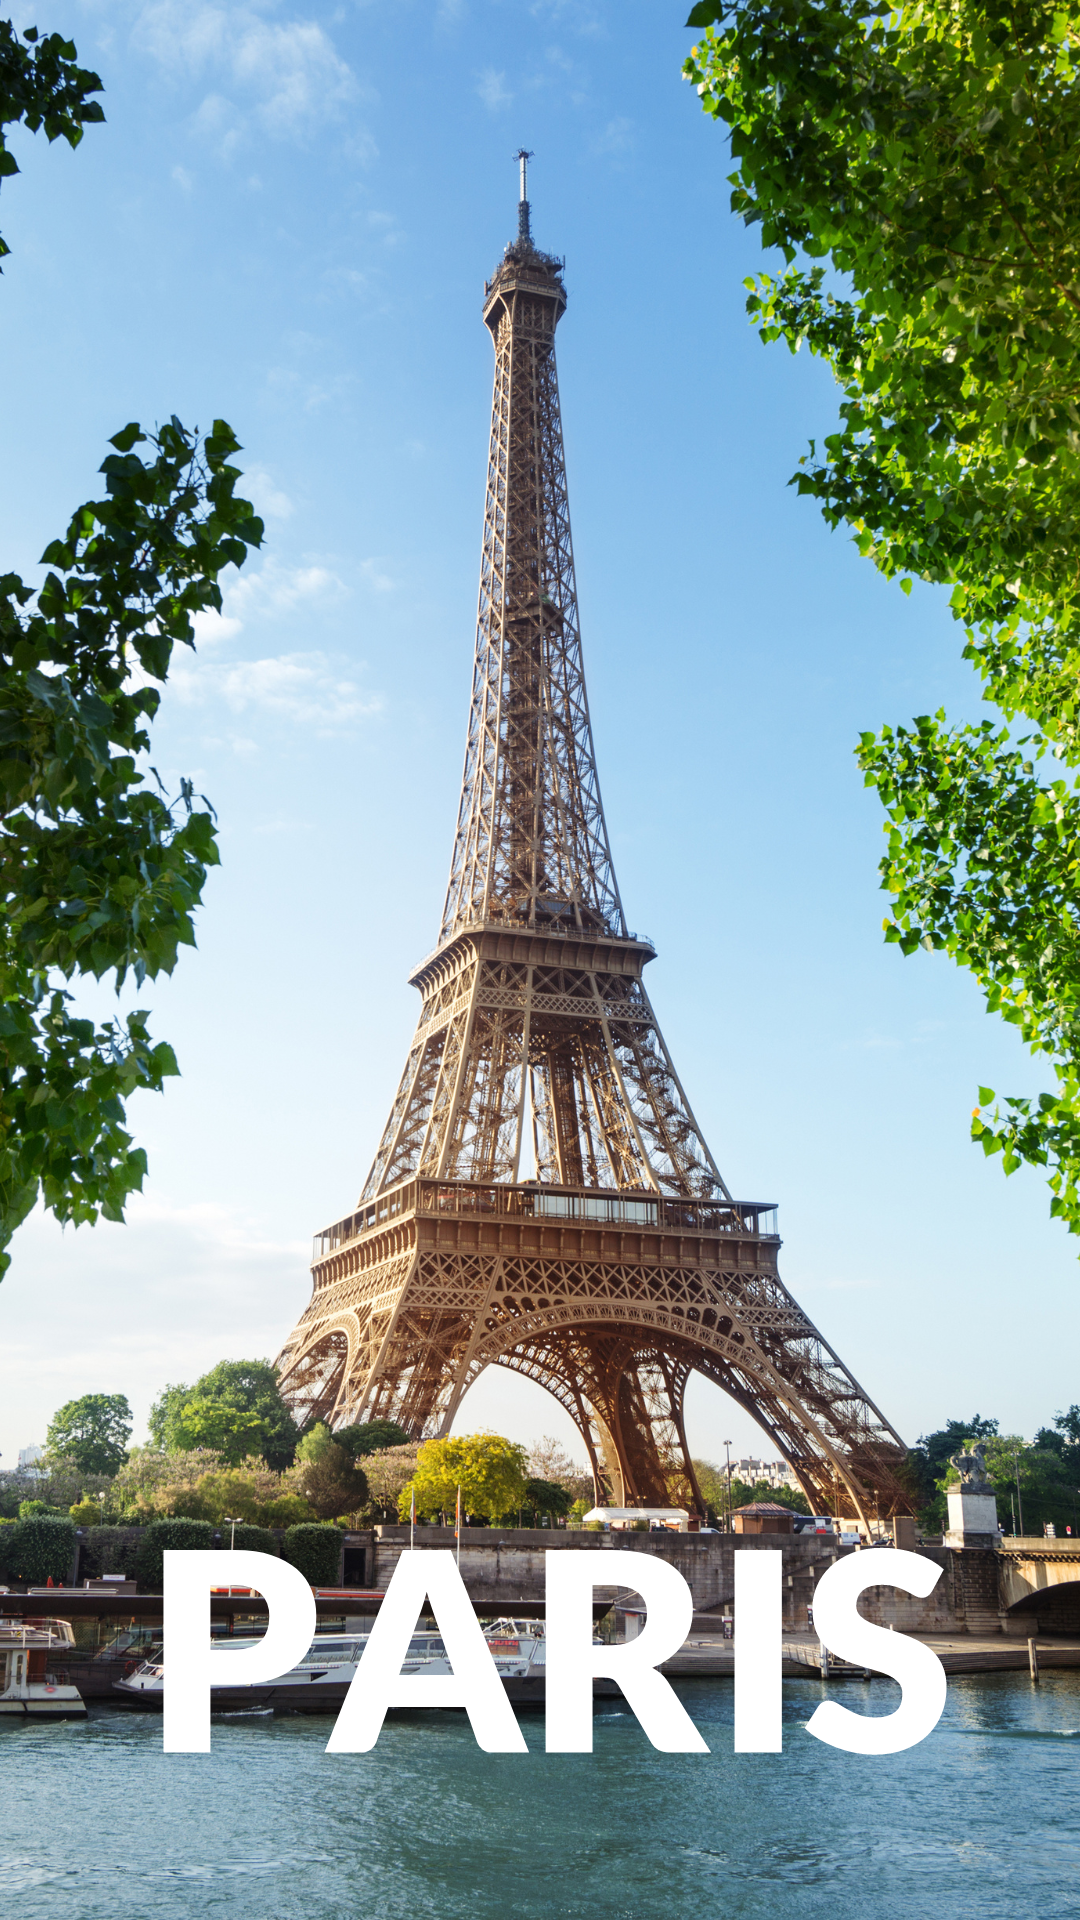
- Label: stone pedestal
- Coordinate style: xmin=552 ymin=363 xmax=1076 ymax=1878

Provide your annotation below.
xmin=945 ymin=1487 xmax=999 ymax=1549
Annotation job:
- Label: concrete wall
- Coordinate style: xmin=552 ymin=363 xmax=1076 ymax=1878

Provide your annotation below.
xmin=364 ymin=1526 xmax=980 ymax=1634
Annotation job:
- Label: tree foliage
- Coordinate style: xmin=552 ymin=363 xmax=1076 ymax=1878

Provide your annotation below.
xmin=147 ymin=1360 xmax=298 ymax=1469
xmin=522 ymin=1477 xmax=574 ymax=1520
xmin=404 ymin=1433 xmax=529 ymax=1524
xmin=0 ymin=18 xmax=104 ymax=265
xmin=906 ymin=1409 xmax=1080 ymax=1530
xmin=45 ymin=1391 xmax=131 ymax=1475
xmin=334 ymin=1419 xmax=410 ymax=1459
xmin=1 ymin=420 xmax=262 ymax=1274
xmin=685 ymin=0 xmax=1080 ymax=1230
xmin=292 ymin=1423 xmax=369 ymax=1519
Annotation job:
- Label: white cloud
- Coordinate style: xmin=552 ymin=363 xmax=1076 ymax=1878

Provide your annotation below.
xmin=591 ymin=116 xmax=634 ymax=156
xmin=359 ymin=558 xmax=394 ymax=594
xmin=171 ymin=163 xmax=194 ymax=190
xmin=241 ymin=464 xmax=294 ymax=521
xmin=133 ymin=2 xmax=358 ymax=142
xmin=164 ymin=563 xmax=383 ymax=731
xmin=170 ymin=650 xmax=383 ymax=730
xmin=477 ymin=66 xmax=512 ymax=110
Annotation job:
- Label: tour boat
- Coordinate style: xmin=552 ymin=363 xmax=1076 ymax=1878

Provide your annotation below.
xmin=113 ymin=1616 xmax=552 ymax=1712
xmin=0 ymin=1619 xmax=87 ymax=1719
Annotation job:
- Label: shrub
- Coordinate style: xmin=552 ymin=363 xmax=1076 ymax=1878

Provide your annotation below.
xmin=0 ymin=1514 xmax=76 ymax=1582
xmin=135 ymin=1517 xmax=214 ymax=1590
xmin=223 ymin=1523 xmax=276 ymax=1556
xmin=282 ymin=1523 xmax=342 ymax=1587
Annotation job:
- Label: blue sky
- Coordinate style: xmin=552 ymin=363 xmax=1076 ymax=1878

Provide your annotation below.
xmin=0 ymin=0 xmax=1073 ymax=1473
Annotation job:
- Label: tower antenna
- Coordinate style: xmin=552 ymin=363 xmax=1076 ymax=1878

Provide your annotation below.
xmin=515 ymin=147 xmax=534 ymax=246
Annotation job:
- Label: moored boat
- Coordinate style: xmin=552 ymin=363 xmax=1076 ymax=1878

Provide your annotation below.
xmin=113 ymin=1616 xmax=561 ymax=1712
xmin=0 ymin=1619 xmax=87 ymax=1720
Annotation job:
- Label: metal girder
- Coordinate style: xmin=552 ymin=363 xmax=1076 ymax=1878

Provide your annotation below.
xmin=276 ymin=212 xmax=913 ymax=1522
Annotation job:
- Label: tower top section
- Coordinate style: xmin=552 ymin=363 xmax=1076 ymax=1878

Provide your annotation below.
xmin=484 ymin=149 xmax=566 ymax=337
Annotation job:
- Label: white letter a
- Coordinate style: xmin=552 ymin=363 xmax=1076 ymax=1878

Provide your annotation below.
xmin=326 ymin=1550 xmax=527 ymax=1754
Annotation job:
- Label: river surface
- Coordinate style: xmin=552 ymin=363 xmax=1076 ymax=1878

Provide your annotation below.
xmin=2 ymin=1673 xmax=1079 ymax=1919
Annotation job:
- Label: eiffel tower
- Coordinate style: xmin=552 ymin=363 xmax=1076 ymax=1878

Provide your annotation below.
xmin=277 ymin=159 xmax=911 ymax=1525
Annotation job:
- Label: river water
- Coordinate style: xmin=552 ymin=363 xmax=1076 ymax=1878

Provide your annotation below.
xmin=2 ymin=1674 xmax=1078 ymax=1919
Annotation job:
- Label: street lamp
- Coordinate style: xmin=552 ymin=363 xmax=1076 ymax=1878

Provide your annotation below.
xmin=723 ymin=1441 xmax=733 ymax=1532
xmin=1012 ymin=1448 xmax=1024 ymax=1538
xmin=223 ymin=1516 xmax=241 ymax=1551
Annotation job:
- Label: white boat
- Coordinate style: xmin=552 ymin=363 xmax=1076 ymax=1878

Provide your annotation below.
xmin=115 ymin=1615 xmax=551 ymax=1712
xmin=0 ymin=1619 xmax=87 ymax=1719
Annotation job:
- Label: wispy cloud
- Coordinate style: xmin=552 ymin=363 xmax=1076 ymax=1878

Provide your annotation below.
xmin=591 ymin=116 xmax=634 ymax=156
xmin=177 ymin=562 xmax=383 ymax=732
xmin=170 ymin=651 xmax=382 ymax=730
xmin=133 ymin=2 xmax=359 ymax=144
xmin=239 ymin=464 xmax=294 ymax=522
xmin=477 ymin=66 xmax=513 ymax=110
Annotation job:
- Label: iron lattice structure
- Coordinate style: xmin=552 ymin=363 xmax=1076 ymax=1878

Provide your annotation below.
xmin=277 ymin=182 xmax=911 ymax=1524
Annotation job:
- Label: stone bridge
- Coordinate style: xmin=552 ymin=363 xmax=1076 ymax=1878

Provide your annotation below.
xmin=997 ymin=1540 xmax=1080 ymax=1632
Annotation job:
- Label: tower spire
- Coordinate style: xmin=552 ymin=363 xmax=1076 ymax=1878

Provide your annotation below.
xmin=275 ymin=203 xmax=913 ymax=1531
xmin=515 ymin=147 xmax=533 ymax=247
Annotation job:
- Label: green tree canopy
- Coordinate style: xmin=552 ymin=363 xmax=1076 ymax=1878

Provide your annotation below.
xmin=148 ymin=1360 xmax=299 ymax=1469
xmin=905 ymin=1414 xmax=1000 ymax=1524
xmin=404 ymin=1433 xmax=529 ymax=1524
xmin=293 ymin=1432 xmax=369 ymax=1521
xmin=0 ymin=18 xmax=104 ymax=264
xmin=685 ymin=0 xmax=1080 ymax=1233
xmin=334 ymin=1419 xmax=410 ymax=1459
xmin=522 ymin=1477 xmax=574 ymax=1519
xmin=45 ymin=1391 xmax=131 ymax=1475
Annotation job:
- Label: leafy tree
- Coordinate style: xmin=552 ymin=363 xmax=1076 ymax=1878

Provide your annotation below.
xmin=905 ymin=1415 xmax=1000 ymax=1528
xmin=334 ymin=1419 xmax=410 ymax=1459
xmin=148 ymin=1360 xmax=298 ymax=1469
xmin=972 ymin=1433 xmax=1078 ymax=1535
xmin=1 ymin=18 xmax=104 ymax=265
xmin=293 ymin=1424 xmax=368 ymax=1520
xmin=46 ymin=1392 xmax=131 ymax=1474
xmin=1 ymin=24 xmax=262 ymax=1277
xmin=525 ymin=1435 xmax=593 ymax=1503
xmin=1 ymin=419 xmax=261 ymax=1276
xmin=68 ymin=1497 xmax=104 ymax=1526
xmin=522 ymin=1477 xmax=573 ymax=1521
xmin=403 ymin=1433 xmax=528 ymax=1524
xmin=363 ymin=1442 xmax=421 ymax=1519
xmin=685 ymin=0 xmax=1080 ymax=1232
xmin=0 ymin=1511 xmax=74 ymax=1581
xmin=160 ymin=1461 xmax=313 ymax=1528
xmin=110 ymin=1444 xmax=224 ymax=1518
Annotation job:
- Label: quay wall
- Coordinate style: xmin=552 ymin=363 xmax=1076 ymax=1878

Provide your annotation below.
xmin=354 ymin=1527 xmax=979 ymax=1635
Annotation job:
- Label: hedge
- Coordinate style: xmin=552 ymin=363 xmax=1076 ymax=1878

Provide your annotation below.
xmin=135 ymin=1518 xmax=214 ymax=1589
xmin=226 ymin=1523 xmax=277 ymax=1556
xmin=282 ymin=1523 xmax=342 ymax=1586
xmin=0 ymin=1514 xmax=75 ymax=1583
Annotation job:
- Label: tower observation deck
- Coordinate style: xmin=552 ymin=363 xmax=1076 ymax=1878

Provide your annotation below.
xmin=276 ymin=167 xmax=911 ymax=1523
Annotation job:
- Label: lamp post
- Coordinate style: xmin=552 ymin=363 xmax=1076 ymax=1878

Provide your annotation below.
xmin=1012 ymin=1448 xmax=1024 ymax=1538
xmin=723 ymin=1440 xmax=733 ymax=1532
xmin=223 ymin=1516 xmax=241 ymax=1551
